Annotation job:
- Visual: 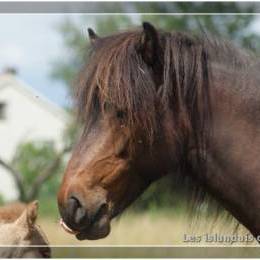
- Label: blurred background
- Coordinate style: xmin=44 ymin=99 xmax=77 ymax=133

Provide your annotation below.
xmin=0 ymin=2 xmax=260 ymax=246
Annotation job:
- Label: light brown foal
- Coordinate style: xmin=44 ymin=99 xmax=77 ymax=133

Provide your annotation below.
xmin=0 ymin=201 xmax=51 ymax=258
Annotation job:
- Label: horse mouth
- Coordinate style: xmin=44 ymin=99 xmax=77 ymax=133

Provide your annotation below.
xmin=60 ymin=215 xmax=111 ymax=240
xmin=60 ymin=219 xmax=79 ymax=235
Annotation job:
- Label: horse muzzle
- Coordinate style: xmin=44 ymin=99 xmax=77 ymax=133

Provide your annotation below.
xmin=58 ymin=191 xmax=111 ymax=240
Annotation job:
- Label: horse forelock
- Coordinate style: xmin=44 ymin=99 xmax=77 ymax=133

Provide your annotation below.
xmin=77 ymin=28 xmax=213 ymax=155
xmin=76 ymin=30 xmax=158 ymax=146
xmin=76 ymin=26 xmax=254 ymax=176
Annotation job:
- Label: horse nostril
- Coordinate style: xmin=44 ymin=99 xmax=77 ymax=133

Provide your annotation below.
xmin=67 ymin=196 xmax=87 ymax=226
xmin=91 ymin=202 xmax=108 ymax=224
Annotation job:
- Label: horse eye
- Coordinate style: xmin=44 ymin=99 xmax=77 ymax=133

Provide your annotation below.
xmin=104 ymin=102 xmax=110 ymax=111
xmin=116 ymin=110 xmax=126 ymax=119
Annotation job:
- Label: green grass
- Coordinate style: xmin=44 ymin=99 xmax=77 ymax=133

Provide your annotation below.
xmin=38 ymin=210 xmax=254 ymax=246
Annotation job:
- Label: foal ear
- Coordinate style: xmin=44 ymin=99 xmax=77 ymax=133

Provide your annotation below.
xmin=15 ymin=200 xmax=38 ymax=229
xmin=26 ymin=200 xmax=38 ymax=227
xmin=88 ymin=28 xmax=99 ymax=44
xmin=138 ymin=22 xmax=160 ymax=66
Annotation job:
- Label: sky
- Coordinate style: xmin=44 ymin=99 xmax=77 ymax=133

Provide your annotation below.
xmin=0 ymin=14 xmax=91 ymax=108
xmin=1 ymin=14 xmax=260 ymax=108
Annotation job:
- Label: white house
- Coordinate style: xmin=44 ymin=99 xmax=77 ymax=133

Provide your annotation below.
xmin=0 ymin=69 xmax=70 ymax=201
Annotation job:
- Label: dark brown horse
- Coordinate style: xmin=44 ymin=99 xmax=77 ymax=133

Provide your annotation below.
xmin=58 ymin=22 xmax=260 ymax=240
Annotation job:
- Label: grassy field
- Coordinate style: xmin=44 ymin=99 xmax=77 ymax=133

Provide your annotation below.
xmin=38 ymin=210 xmax=256 ymax=246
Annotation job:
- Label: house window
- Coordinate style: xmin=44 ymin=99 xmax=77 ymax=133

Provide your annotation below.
xmin=0 ymin=102 xmax=6 ymax=119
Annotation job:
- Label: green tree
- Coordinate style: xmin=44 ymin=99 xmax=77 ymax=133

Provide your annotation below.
xmin=11 ymin=141 xmax=63 ymax=201
xmin=0 ymin=122 xmax=74 ymax=214
xmin=0 ymin=135 xmax=72 ymax=204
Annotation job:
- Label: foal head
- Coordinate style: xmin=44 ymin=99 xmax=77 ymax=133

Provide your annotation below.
xmin=58 ymin=22 xmax=211 ymax=240
xmin=0 ymin=201 xmax=50 ymax=258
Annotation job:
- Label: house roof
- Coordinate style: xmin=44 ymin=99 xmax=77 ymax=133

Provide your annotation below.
xmin=0 ymin=73 xmax=70 ymax=122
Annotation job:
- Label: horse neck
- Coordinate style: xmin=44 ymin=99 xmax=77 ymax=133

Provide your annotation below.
xmin=199 ymin=63 xmax=260 ymax=236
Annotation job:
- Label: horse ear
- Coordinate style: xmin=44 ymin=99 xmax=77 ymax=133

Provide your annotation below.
xmin=138 ymin=22 xmax=160 ymax=66
xmin=88 ymin=28 xmax=99 ymax=44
